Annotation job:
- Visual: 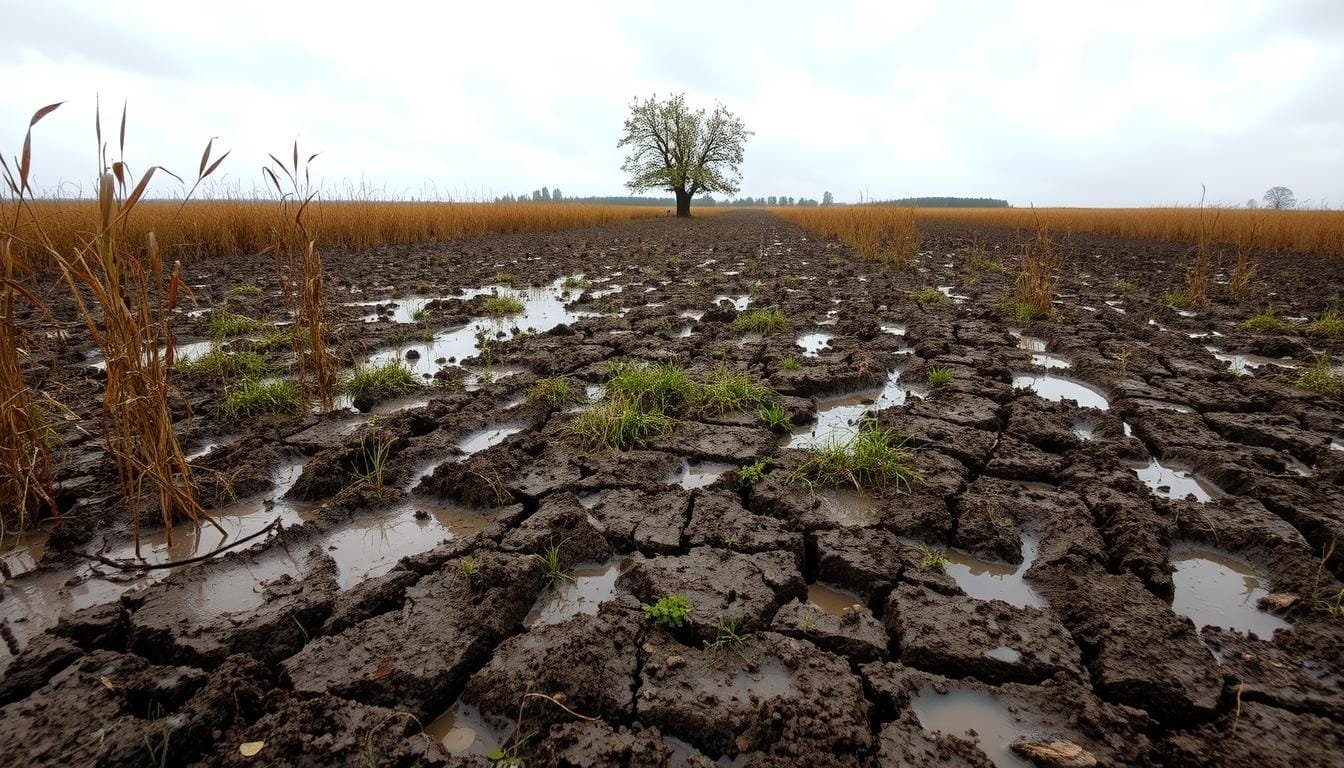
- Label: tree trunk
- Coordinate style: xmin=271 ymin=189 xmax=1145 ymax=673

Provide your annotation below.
xmin=675 ymin=189 xmax=691 ymax=218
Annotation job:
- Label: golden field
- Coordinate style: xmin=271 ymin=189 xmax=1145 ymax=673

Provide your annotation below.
xmin=1 ymin=200 xmax=671 ymax=261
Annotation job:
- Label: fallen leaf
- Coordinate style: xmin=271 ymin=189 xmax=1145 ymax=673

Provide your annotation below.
xmin=239 ymin=741 xmax=265 ymax=757
xmin=99 ymin=676 xmax=115 ymax=691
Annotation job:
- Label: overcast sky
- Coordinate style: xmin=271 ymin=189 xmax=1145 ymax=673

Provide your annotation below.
xmin=2 ymin=0 xmax=1341 ymax=206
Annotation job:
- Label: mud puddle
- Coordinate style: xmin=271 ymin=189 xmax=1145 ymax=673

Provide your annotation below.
xmin=1169 ymin=544 xmax=1292 ymax=638
xmin=788 ymin=370 xmax=919 ymax=448
xmin=320 ymin=499 xmax=488 ymax=589
xmin=1128 ymin=457 xmax=1223 ymax=503
xmin=807 ymin=582 xmax=863 ymax=615
xmin=523 ymin=557 xmax=625 ymax=627
xmin=939 ymin=534 xmax=1048 ymax=609
xmin=796 ymin=331 xmax=834 ymax=357
xmin=425 ymin=702 xmax=507 ymax=757
xmin=698 ymin=657 xmax=799 ymax=702
xmin=1012 ymin=373 xmax=1109 ymax=410
xmin=665 ymin=458 xmax=736 ymax=490
xmin=912 ymin=687 xmax=1039 ymax=768
xmin=458 ymin=424 xmax=525 ymax=456
xmin=814 ymin=489 xmax=883 ymax=527
xmin=1204 ymin=346 xmax=1298 ymax=374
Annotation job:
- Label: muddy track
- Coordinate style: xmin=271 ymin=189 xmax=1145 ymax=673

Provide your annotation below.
xmin=2 ymin=211 xmax=1343 ymax=766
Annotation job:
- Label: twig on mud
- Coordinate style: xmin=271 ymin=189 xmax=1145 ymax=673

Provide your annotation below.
xmin=71 ymin=517 xmax=282 ymax=571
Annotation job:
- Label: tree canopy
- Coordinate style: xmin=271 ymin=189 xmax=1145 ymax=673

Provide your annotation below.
xmin=618 ymin=93 xmax=751 ymax=217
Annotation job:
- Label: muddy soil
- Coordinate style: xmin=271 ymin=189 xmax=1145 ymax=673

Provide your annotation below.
xmin=3 ymin=211 xmax=1344 ymax=766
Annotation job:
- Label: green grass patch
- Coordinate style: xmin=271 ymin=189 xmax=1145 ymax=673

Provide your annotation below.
xmin=696 ymin=364 xmax=774 ymax=415
xmin=606 ymin=361 xmax=697 ymax=413
xmin=1242 ymin=308 xmax=1289 ymax=333
xmin=566 ymin=394 xmax=677 ymax=450
xmin=528 ymin=377 xmax=576 ymax=408
xmin=208 ymin=310 xmax=265 ymax=339
xmin=1290 ymin=357 xmax=1343 ymax=397
xmin=1163 ymin=292 xmax=1192 ymax=309
xmin=216 ymin=378 xmax=303 ymax=420
xmin=482 ymin=295 xmax=525 ymax=316
xmin=492 ymin=272 xmax=514 ymax=285
xmin=562 ymin=275 xmax=589 ymax=290
xmin=733 ymin=306 xmax=790 ymax=334
xmin=914 ymin=542 xmax=949 ymax=571
xmin=737 ymin=457 xmax=773 ymax=487
xmin=1306 ymin=311 xmax=1344 ymax=340
xmin=176 ymin=348 xmax=268 ymax=379
xmin=250 ymin=329 xmax=299 ymax=354
xmin=225 ymin=284 xmax=262 ymax=298
xmin=912 ymin=287 xmax=944 ymax=304
xmin=756 ymin=403 xmax=790 ymax=431
xmin=1114 ymin=279 xmax=1138 ymax=294
xmin=642 ymin=594 xmax=692 ymax=628
xmin=1000 ymin=298 xmax=1052 ymax=324
xmin=927 ymin=367 xmax=953 ymax=388
xmin=790 ymin=419 xmax=923 ymax=494
xmin=781 ymin=275 xmax=802 ymax=286
xmin=778 ymin=356 xmax=802 ymax=372
xmin=342 ymin=360 xmax=420 ymax=401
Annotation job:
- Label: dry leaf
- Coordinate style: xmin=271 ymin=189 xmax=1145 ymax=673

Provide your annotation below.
xmin=99 ymin=676 xmax=115 ymax=691
xmin=239 ymin=741 xmax=265 ymax=757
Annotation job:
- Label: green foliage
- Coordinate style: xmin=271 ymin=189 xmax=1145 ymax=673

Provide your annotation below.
xmin=778 ymin=356 xmax=802 ymax=371
xmin=927 ymin=367 xmax=953 ymax=388
xmin=492 ymin=272 xmax=514 ymax=285
xmin=737 ymin=457 xmax=773 ymax=487
xmin=533 ymin=542 xmax=573 ymax=584
xmin=1306 ymin=311 xmax=1344 ymax=339
xmin=566 ymin=394 xmax=676 ymax=450
xmin=528 ymin=377 xmax=576 ymax=408
xmin=1242 ymin=308 xmax=1288 ymax=333
xmin=1000 ymin=298 xmax=1052 ymax=324
xmin=781 ymin=275 xmax=802 ymax=286
xmin=343 ymin=360 xmax=420 ymax=401
xmin=353 ymin=429 xmax=395 ymax=490
xmin=618 ymin=93 xmax=750 ymax=206
xmin=483 ymin=295 xmax=525 ymax=316
xmin=1114 ymin=279 xmax=1138 ymax=294
xmin=642 ymin=594 xmax=693 ymax=628
xmin=1290 ymin=357 xmax=1343 ymax=397
xmin=697 ymin=363 xmax=774 ymax=414
xmin=912 ymin=287 xmax=944 ymax=304
xmin=216 ymin=378 xmax=303 ymax=420
xmin=605 ymin=361 xmax=696 ymax=412
xmin=458 ymin=558 xmax=479 ymax=582
xmin=733 ymin=306 xmax=790 ymax=334
xmin=562 ymin=275 xmax=589 ymax=290
xmin=251 ymin=329 xmax=302 ymax=354
xmin=176 ymin=348 xmax=268 ymax=379
xmin=225 ymin=283 xmax=261 ymax=298
xmin=790 ymin=419 xmax=923 ymax=494
xmin=914 ymin=542 xmax=949 ymax=571
xmin=756 ymin=403 xmax=790 ymax=431
xmin=1163 ymin=291 xmax=1192 ymax=309
xmin=208 ymin=309 xmax=265 ymax=339
xmin=703 ymin=616 xmax=751 ymax=659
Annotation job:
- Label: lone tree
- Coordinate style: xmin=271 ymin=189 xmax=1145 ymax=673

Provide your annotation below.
xmin=1263 ymin=186 xmax=1296 ymax=210
xmin=618 ymin=93 xmax=751 ymax=218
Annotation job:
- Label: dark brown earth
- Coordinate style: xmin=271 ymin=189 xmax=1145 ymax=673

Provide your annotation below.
xmin=2 ymin=211 xmax=1344 ymax=766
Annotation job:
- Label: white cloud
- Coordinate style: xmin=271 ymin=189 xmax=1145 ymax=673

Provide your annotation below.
xmin=1 ymin=0 xmax=1339 ymax=206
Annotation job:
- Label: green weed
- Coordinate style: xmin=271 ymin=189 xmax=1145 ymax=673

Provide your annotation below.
xmin=1242 ymin=308 xmax=1288 ymax=333
xmin=733 ymin=307 xmax=790 ymax=334
xmin=927 ymin=367 xmax=953 ymax=388
xmin=533 ymin=542 xmax=573 ymax=584
xmin=208 ymin=309 xmax=265 ymax=339
xmin=216 ymin=378 xmax=304 ymax=420
xmin=1289 ymin=357 xmax=1343 ymax=397
xmin=605 ymin=361 xmax=696 ymax=413
xmin=642 ymin=594 xmax=692 ymax=628
xmin=492 ymin=272 xmax=514 ymax=285
xmin=912 ymin=287 xmax=944 ymax=304
xmin=756 ymin=403 xmax=790 ymax=431
xmin=1306 ymin=311 xmax=1344 ymax=339
xmin=778 ymin=356 xmax=802 ymax=371
xmin=790 ymin=419 xmax=923 ymax=494
xmin=176 ymin=348 xmax=268 ymax=379
xmin=528 ymin=377 xmax=576 ymax=408
xmin=737 ymin=457 xmax=773 ymax=487
xmin=914 ymin=542 xmax=949 ymax=571
xmin=696 ymin=364 xmax=774 ymax=414
xmin=343 ymin=360 xmax=420 ymax=401
xmin=566 ymin=394 xmax=676 ymax=451
xmin=483 ymin=295 xmax=525 ymax=316
xmin=225 ymin=284 xmax=262 ymax=298
xmin=703 ymin=616 xmax=751 ymax=659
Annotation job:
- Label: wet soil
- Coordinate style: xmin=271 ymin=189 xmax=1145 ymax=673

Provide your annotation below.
xmin=3 ymin=211 xmax=1344 ymax=766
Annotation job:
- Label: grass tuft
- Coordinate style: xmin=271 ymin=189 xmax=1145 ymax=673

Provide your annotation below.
xmin=733 ymin=306 xmax=790 ymax=334
xmin=605 ymin=361 xmax=697 ymax=413
xmin=914 ymin=542 xmax=949 ymax=571
xmin=912 ymin=287 xmax=944 ymax=304
xmin=208 ymin=309 xmax=265 ymax=339
xmin=696 ymin=364 xmax=774 ymax=415
xmin=927 ymin=367 xmax=953 ymax=388
xmin=176 ymin=348 xmax=268 ymax=379
xmin=225 ymin=284 xmax=262 ymax=298
xmin=482 ymin=295 xmax=525 ymax=316
xmin=790 ymin=419 xmax=923 ymax=494
xmin=1289 ymin=357 xmax=1343 ymax=397
xmin=757 ymin=403 xmax=791 ymax=431
xmin=528 ymin=377 xmax=576 ymax=408
xmin=1305 ymin=311 xmax=1344 ymax=340
xmin=216 ymin=378 xmax=304 ymax=420
xmin=343 ymin=360 xmax=420 ymax=401
xmin=566 ymin=394 xmax=676 ymax=450
xmin=1242 ymin=308 xmax=1288 ymax=333
xmin=778 ymin=356 xmax=802 ymax=371
xmin=492 ymin=272 xmax=514 ymax=285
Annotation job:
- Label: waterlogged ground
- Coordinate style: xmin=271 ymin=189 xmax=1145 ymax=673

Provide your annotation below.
xmin=2 ymin=212 xmax=1344 ymax=766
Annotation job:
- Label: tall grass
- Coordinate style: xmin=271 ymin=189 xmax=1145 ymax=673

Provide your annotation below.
xmin=0 ymin=200 xmax=669 ymax=261
xmin=773 ymin=206 xmax=917 ymax=265
xmin=4 ymin=103 xmax=223 ymax=551
xmin=1012 ymin=222 xmax=1060 ymax=321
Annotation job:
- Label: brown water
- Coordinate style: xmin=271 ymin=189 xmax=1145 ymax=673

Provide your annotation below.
xmin=523 ymin=558 xmax=625 ymax=627
xmin=424 ymin=702 xmax=506 ymax=756
xmin=940 ymin=534 xmax=1048 ymax=609
xmin=912 ymin=687 xmax=1038 ymax=768
xmin=665 ymin=459 xmax=736 ymax=490
xmin=1169 ymin=544 xmax=1292 ymax=638
xmin=807 ymin=582 xmax=864 ymax=615
xmin=814 ymin=489 xmax=883 ymax=527
xmin=319 ymin=499 xmax=488 ymax=589
xmin=1128 ymin=457 xmax=1223 ymax=503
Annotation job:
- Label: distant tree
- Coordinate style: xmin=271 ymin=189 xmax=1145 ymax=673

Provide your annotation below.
xmin=1246 ymin=198 xmax=1258 ymax=209
xmin=822 ymin=191 xmax=834 ymax=206
xmin=618 ymin=93 xmax=751 ymax=218
xmin=552 ymin=188 xmax=563 ymax=201
xmin=541 ymin=186 xmax=550 ymax=201
xmin=530 ymin=189 xmax=541 ymax=201
xmin=1263 ymin=186 xmax=1296 ymax=210
xmin=766 ymin=195 xmax=777 ymax=206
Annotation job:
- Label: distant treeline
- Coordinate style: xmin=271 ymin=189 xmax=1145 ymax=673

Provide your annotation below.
xmin=868 ymin=196 xmax=1010 ymax=208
